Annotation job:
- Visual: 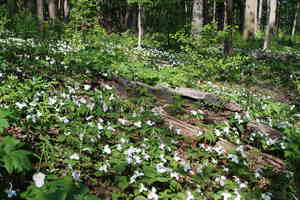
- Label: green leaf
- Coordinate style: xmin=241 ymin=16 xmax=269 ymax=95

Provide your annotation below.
xmin=116 ymin=176 xmax=129 ymax=190
xmin=22 ymin=176 xmax=93 ymax=200
xmin=0 ymin=136 xmax=32 ymax=174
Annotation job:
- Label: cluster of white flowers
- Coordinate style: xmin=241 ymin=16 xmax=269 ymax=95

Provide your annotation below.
xmin=130 ymin=170 xmax=144 ymax=183
xmin=124 ymin=146 xmax=150 ymax=164
xmin=199 ymin=144 xmax=226 ymax=156
xmin=99 ymin=163 xmax=110 ymax=173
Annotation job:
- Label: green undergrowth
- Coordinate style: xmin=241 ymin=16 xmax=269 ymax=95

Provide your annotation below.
xmin=0 ymin=31 xmax=300 ymax=199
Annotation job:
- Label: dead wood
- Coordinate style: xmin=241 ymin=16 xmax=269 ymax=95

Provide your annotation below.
xmin=216 ymin=139 xmax=286 ymax=170
xmin=112 ymin=76 xmax=243 ymax=112
xmin=152 ymin=107 xmax=206 ymax=140
xmin=247 ymin=121 xmax=282 ymax=140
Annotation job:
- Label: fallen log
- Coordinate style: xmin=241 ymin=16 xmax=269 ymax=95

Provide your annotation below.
xmin=112 ymin=76 xmax=243 ymax=112
xmin=247 ymin=121 xmax=282 ymax=141
xmin=152 ymin=107 xmax=206 ymax=140
xmin=216 ymin=139 xmax=286 ymax=170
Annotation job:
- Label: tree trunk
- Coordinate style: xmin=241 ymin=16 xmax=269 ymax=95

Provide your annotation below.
xmin=36 ymin=0 xmax=44 ymax=32
xmin=48 ymin=0 xmax=57 ymax=22
xmin=292 ymin=1 xmax=300 ymax=38
xmin=203 ymin=0 xmax=208 ymax=25
xmin=243 ymin=0 xmax=258 ymax=39
xmin=191 ymin=0 xmax=204 ymax=37
xmin=224 ymin=0 xmax=234 ymax=56
xmin=263 ymin=0 xmax=277 ymax=50
xmin=137 ymin=3 xmax=143 ymax=48
xmin=223 ymin=0 xmax=227 ymax=30
xmin=213 ymin=0 xmax=216 ymax=22
xmin=258 ymin=0 xmax=263 ymax=32
xmin=63 ymin=0 xmax=69 ymax=23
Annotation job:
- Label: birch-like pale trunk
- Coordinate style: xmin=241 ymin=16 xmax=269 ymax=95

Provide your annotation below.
xmin=213 ymin=0 xmax=216 ymax=22
xmin=192 ymin=0 xmax=204 ymax=37
xmin=258 ymin=0 xmax=263 ymax=31
xmin=63 ymin=0 xmax=69 ymax=22
xmin=137 ymin=3 xmax=143 ymax=48
xmin=263 ymin=0 xmax=277 ymax=50
xmin=243 ymin=0 xmax=258 ymax=39
xmin=48 ymin=0 xmax=57 ymax=22
xmin=292 ymin=1 xmax=300 ymax=37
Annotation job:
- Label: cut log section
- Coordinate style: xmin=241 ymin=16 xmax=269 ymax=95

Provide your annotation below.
xmin=216 ymin=139 xmax=286 ymax=170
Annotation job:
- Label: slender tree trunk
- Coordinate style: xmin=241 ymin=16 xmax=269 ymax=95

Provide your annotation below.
xmin=213 ymin=0 xmax=216 ymax=22
xmin=137 ymin=3 xmax=143 ymax=48
xmin=258 ymin=0 xmax=263 ymax=32
xmin=292 ymin=1 xmax=299 ymax=37
xmin=263 ymin=0 xmax=277 ymax=50
xmin=36 ymin=0 xmax=44 ymax=32
xmin=48 ymin=0 xmax=57 ymax=22
xmin=224 ymin=0 xmax=234 ymax=56
xmin=243 ymin=0 xmax=258 ymax=39
xmin=203 ymin=0 xmax=208 ymax=25
xmin=223 ymin=0 xmax=227 ymax=30
xmin=192 ymin=0 xmax=204 ymax=37
xmin=63 ymin=0 xmax=69 ymax=23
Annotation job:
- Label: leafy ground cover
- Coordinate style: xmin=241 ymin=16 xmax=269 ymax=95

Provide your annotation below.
xmin=0 ymin=31 xmax=300 ymax=200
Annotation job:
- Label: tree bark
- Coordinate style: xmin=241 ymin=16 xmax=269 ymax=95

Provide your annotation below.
xmin=243 ymin=0 xmax=258 ymax=39
xmin=192 ymin=0 xmax=204 ymax=37
xmin=263 ymin=0 xmax=277 ymax=50
xmin=137 ymin=3 xmax=143 ymax=48
xmin=292 ymin=1 xmax=300 ymax=37
xmin=213 ymin=0 xmax=216 ymax=22
xmin=224 ymin=0 xmax=234 ymax=56
xmin=36 ymin=0 xmax=44 ymax=32
xmin=258 ymin=0 xmax=263 ymax=32
xmin=203 ymin=0 xmax=208 ymax=25
xmin=63 ymin=0 xmax=69 ymax=23
xmin=48 ymin=0 xmax=57 ymax=22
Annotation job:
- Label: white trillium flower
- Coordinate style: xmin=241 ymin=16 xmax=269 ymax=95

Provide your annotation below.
xmin=16 ymin=102 xmax=27 ymax=109
xmin=72 ymin=170 xmax=81 ymax=182
xmin=222 ymin=192 xmax=232 ymax=200
xmin=102 ymin=103 xmax=109 ymax=112
xmin=170 ymin=172 xmax=180 ymax=180
xmin=33 ymin=172 xmax=46 ymax=188
xmin=70 ymin=153 xmax=80 ymax=160
xmin=186 ymin=191 xmax=194 ymax=200
xmin=103 ymin=145 xmax=112 ymax=154
xmin=139 ymin=183 xmax=148 ymax=193
xmin=134 ymin=121 xmax=142 ymax=128
xmin=147 ymin=187 xmax=158 ymax=200
xmin=84 ymin=84 xmax=91 ymax=90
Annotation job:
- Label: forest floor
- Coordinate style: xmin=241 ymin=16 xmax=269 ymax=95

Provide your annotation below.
xmin=0 ymin=33 xmax=300 ymax=200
